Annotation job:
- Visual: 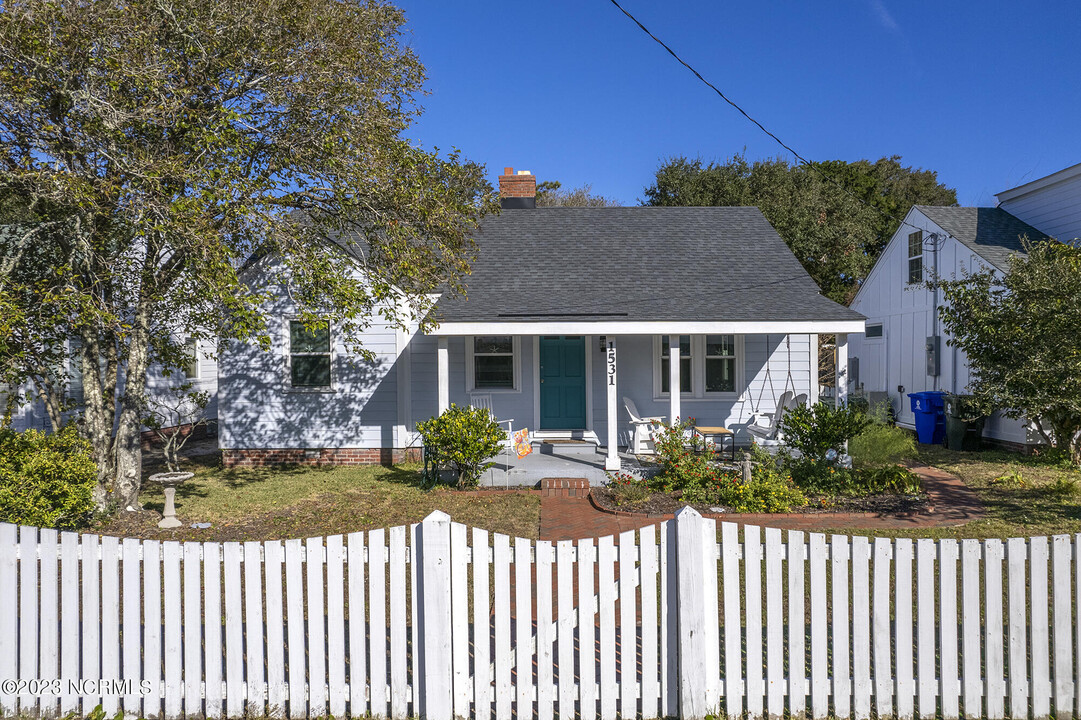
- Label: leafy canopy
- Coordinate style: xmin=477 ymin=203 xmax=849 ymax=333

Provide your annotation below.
xmin=936 ymin=240 xmax=1081 ymax=464
xmin=0 ymin=0 xmax=497 ymax=507
xmin=643 ymin=154 xmax=957 ymax=303
xmin=536 ymin=180 xmax=620 ymax=207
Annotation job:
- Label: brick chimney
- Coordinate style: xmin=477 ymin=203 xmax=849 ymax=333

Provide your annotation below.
xmin=498 ymin=167 xmax=536 ymax=209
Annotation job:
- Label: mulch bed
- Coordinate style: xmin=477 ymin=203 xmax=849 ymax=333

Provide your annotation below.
xmin=590 ymin=486 xmax=928 ymax=517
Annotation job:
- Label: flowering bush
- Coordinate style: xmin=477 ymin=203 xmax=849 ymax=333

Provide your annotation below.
xmin=416 ymin=404 xmax=506 ymax=488
xmin=605 ymin=471 xmax=653 ymax=506
xmin=650 ymin=418 xmax=716 ymax=492
xmin=682 ymin=462 xmax=805 ymax=512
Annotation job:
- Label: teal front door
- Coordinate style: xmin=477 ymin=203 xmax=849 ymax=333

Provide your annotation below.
xmin=539 ymin=336 xmax=587 ymax=430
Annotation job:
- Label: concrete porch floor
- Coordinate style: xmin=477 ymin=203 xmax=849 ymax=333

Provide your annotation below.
xmin=477 ymin=442 xmax=653 ymax=488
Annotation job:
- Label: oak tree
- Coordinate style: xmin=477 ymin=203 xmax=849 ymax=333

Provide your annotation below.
xmin=643 ymin=154 xmax=956 ymax=303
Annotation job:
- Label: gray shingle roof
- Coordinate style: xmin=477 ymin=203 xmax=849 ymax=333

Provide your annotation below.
xmin=435 ymin=207 xmax=863 ymax=324
xmin=916 ymin=206 xmax=1049 ymax=271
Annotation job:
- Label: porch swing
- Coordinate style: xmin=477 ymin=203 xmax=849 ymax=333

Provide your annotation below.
xmin=745 ymin=334 xmax=807 ymax=442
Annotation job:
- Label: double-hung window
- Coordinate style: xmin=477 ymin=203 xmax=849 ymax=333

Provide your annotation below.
xmin=184 ymin=338 xmax=200 ymax=379
xmin=68 ymin=338 xmax=84 ymax=404
xmin=657 ymin=334 xmax=741 ymax=397
xmin=660 ymin=336 xmax=692 ymax=394
xmin=470 ymin=336 xmax=518 ymax=390
xmin=288 ymin=320 xmax=332 ymax=389
xmin=907 ymin=230 xmax=923 ymax=284
xmin=704 ymin=335 xmax=736 ymax=393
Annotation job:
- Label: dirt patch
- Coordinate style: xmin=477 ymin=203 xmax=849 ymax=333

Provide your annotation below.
xmin=590 ymin=486 xmax=928 ymax=517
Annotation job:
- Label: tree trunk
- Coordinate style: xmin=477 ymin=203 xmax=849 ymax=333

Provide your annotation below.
xmin=110 ymin=304 xmax=153 ymax=511
xmin=80 ymin=334 xmax=115 ymax=506
xmin=1046 ymin=410 xmax=1081 ymax=467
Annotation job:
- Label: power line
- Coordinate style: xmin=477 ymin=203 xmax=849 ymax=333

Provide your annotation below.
xmin=607 ymin=0 xmax=936 ymax=238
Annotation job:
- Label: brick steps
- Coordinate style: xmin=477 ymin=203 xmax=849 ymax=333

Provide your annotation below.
xmin=541 ymin=478 xmax=591 ymax=498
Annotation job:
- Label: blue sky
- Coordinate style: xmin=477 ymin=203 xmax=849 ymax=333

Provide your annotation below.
xmin=397 ymin=1 xmax=1081 ymax=207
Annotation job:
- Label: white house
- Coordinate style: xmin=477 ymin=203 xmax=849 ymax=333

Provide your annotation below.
xmin=2 ymin=338 xmax=218 ymax=435
xmin=996 ymin=161 xmax=1081 ymax=244
xmin=218 ymin=168 xmax=866 ymax=470
xmin=847 ymin=205 xmax=1049 ymax=449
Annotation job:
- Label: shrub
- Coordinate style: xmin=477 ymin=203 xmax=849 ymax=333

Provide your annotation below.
xmin=416 ymin=404 xmax=506 ymax=488
xmin=605 ymin=471 xmax=653 ymax=507
xmin=650 ymin=419 xmax=716 ymax=492
xmin=682 ymin=461 xmax=805 ymax=512
xmin=784 ymin=456 xmax=858 ymax=494
xmin=860 ymin=465 xmax=921 ymax=494
xmin=849 ymin=421 xmax=917 ymax=469
xmin=785 ymin=456 xmax=921 ymax=496
xmin=0 ymin=425 xmax=97 ymax=528
xmin=780 ymin=401 xmax=871 ymax=461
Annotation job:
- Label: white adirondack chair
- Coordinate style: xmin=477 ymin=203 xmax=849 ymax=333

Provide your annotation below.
xmin=470 ymin=393 xmax=515 ymax=485
xmin=623 ymin=397 xmax=665 ymax=455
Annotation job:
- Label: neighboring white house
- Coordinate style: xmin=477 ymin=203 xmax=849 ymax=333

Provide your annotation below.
xmin=995 ymin=161 xmax=1081 ymax=244
xmin=2 ymin=338 xmax=218 ymax=435
xmin=847 ymin=205 xmax=1049 ymax=449
xmin=218 ymin=168 xmax=866 ymax=470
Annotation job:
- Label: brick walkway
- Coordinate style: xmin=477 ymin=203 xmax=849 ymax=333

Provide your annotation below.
xmin=538 ymin=464 xmax=984 ymax=541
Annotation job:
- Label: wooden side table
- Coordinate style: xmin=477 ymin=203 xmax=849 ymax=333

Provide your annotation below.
xmin=693 ymin=425 xmax=735 ymax=461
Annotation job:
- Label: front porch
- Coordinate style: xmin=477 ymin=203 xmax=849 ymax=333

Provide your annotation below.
xmin=476 ymin=441 xmax=649 ymax=487
xmin=430 ymin=329 xmax=857 ymax=473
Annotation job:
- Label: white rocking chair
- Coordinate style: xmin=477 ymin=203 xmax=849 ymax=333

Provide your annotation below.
xmin=623 ymin=396 xmax=665 ymax=455
xmin=747 ymin=391 xmax=807 ymax=442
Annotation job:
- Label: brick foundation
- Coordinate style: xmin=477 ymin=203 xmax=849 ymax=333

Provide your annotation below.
xmin=222 ymin=447 xmax=423 ymax=468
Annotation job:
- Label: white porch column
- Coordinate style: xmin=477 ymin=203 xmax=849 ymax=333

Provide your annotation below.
xmin=835 ymin=332 xmax=848 ymax=408
xmin=604 ymin=338 xmax=620 ymax=471
xmin=437 ymin=337 xmax=449 ymax=415
xmin=668 ymin=334 xmax=681 ymax=424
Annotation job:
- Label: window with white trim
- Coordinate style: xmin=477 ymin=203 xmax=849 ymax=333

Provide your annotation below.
xmin=907 ymin=230 xmax=923 ymax=284
xmin=656 ymin=335 xmax=741 ymax=397
xmin=704 ymin=334 xmax=736 ymax=392
xmin=470 ymin=336 xmax=518 ymax=390
xmin=660 ymin=335 xmax=691 ymax=394
xmin=184 ymin=338 xmax=200 ymax=379
xmin=288 ymin=320 xmax=332 ymax=388
xmin=865 ymin=323 xmax=884 ymax=339
xmin=68 ymin=338 xmax=84 ymax=404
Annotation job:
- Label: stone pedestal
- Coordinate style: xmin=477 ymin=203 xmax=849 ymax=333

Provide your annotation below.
xmin=150 ymin=471 xmax=193 ymax=529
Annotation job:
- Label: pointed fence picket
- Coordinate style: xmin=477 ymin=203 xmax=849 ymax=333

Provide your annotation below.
xmin=2 ymin=517 xmax=1081 ymax=720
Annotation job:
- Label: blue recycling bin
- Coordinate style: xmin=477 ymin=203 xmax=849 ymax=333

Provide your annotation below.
xmin=908 ymin=391 xmax=946 ymax=444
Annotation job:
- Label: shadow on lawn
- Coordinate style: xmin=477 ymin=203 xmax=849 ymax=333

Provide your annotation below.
xmin=920 ymin=445 xmax=1081 ymax=529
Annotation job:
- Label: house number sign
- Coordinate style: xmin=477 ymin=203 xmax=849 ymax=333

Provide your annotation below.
xmin=606 ymin=340 xmax=616 ymax=386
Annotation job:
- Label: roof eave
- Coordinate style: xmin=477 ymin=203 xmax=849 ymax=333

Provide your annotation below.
xmin=429 ymin=319 xmax=868 ymax=336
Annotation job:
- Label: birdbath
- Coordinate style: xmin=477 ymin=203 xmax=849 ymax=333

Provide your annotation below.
xmin=150 ymin=471 xmax=193 ymax=529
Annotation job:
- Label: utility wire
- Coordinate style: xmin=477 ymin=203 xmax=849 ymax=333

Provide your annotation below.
xmin=607 ymin=0 xmax=940 ymax=240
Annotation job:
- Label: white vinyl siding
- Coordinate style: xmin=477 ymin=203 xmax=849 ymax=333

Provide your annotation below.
xmin=848 ymin=207 xmax=1035 ymax=446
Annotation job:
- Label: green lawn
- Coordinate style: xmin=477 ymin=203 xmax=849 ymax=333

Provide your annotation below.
xmin=93 ymin=451 xmax=540 ymax=542
xmin=852 ymin=444 xmax=1081 ymax=540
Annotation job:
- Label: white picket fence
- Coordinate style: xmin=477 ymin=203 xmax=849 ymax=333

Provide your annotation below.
xmin=0 ymin=510 xmax=1077 ymax=719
